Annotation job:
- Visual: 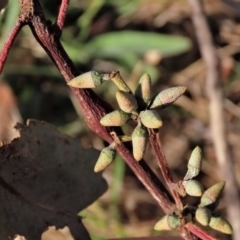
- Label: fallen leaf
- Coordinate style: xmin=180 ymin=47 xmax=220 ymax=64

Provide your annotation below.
xmin=0 ymin=120 xmax=107 ymax=239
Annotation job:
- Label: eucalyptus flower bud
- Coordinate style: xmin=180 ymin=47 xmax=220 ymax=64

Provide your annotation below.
xmin=116 ymin=90 xmax=138 ymax=113
xmin=150 ymin=86 xmax=187 ymax=109
xmin=132 ymin=122 xmax=149 ymax=161
xmin=209 ymin=215 xmax=233 ymax=234
xmin=184 ymin=146 xmax=202 ymax=181
xmin=183 ymin=180 xmax=204 ymax=197
xmin=154 ymin=214 xmax=181 ymax=231
xmin=100 ymin=110 xmax=131 ymax=126
xmin=67 ymin=71 xmax=109 ymax=88
xmin=135 ymin=73 xmax=152 ymax=109
xmin=200 ymin=181 xmax=225 ymax=208
xmin=195 ymin=207 xmax=211 ymax=226
xmin=140 ymin=110 xmax=163 ymax=129
xmin=94 ymin=144 xmax=116 ymax=172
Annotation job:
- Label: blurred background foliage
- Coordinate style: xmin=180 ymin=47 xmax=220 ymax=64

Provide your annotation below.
xmin=1 ymin=0 xmax=240 ymax=239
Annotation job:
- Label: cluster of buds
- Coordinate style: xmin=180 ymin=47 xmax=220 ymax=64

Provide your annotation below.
xmin=68 ymin=71 xmax=232 ymax=235
xmin=195 ymin=181 xmax=232 ymax=234
xmin=68 ymin=70 xmax=187 ymax=171
xmin=183 ymin=147 xmax=232 ymax=234
xmin=154 ymin=147 xmax=232 ymax=234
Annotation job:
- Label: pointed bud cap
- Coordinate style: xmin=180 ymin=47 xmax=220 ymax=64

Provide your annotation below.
xmin=195 ymin=207 xmax=211 ymax=226
xmin=94 ymin=145 xmax=116 ymax=172
xmin=116 ymin=90 xmax=138 ymax=113
xmin=132 ymin=123 xmax=149 ymax=161
xmin=100 ymin=110 xmax=131 ymax=126
xmin=184 ymin=146 xmax=202 ymax=180
xmin=183 ymin=180 xmax=204 ymax=197
xmin=150 ymin=86 xmax=187 ymax=109
xmin=135 ymin=73 xmax=152 ymax=109
xmin=209 ymin=215 xmax=233 ymax=234
xmin=67 ymin=71 xmax=107 ymax=88
xmin=154 ymin=215 xmax=181 ymax=231
xmin=140 ymin=110 xmax=163 ymax=129
xmin=200 ymin=181 xmax=225 ymax=207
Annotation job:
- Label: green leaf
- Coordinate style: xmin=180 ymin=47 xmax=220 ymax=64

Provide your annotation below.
xmin=84 ymin=31 xmax=191 ymax=59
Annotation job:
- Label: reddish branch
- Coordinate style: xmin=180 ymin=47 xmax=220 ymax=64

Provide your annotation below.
xmin=0 ymin=22 xmax=22 ymax=73
xmin=56 ymin=0 xmax=70 ymax=31
xmin=0 ymin=0 xmax=220 ymax=239
xmin=185 ymin=222 xmax=218 ymax=240
xmin=149 ymin=130 xmax=182 ymax=211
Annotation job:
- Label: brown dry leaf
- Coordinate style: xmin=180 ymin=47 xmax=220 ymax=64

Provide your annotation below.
xmin=0 ymin=120 xmax=107 ymax=240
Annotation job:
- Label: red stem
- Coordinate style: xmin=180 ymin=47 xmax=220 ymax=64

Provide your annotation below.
xmin=56 ymin=0 xmax=70 ymax=30
xmin=185 ymin=222 xmax=219 ymax=240
xmin=117 ymin=144 xmax=175 ymax=213
xmin=0 ymin=21 xmax=23 ymax=74
xmin=149 ymin=130 xmax=182 ymax=211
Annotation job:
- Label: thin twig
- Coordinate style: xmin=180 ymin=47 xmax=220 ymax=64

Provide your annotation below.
xmin=117 ymin=144 xmax=175 ymax=213
xmin=149 ymin=131 xmax=196 ymax=240
xmin=0 ymin=21 xmax=23 ymax=74
xmin=188 ymin=0 xmax=240 ymax=238
xmin=56 ymin=0 xmax=70 ymax=31
xmin=149 ymin=130 xmax=183 ymax=211
xmin=185 ymin=222 xmax=219 ymax=240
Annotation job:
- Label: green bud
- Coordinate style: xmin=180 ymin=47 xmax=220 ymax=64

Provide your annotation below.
xmin=94 ymin=144 xmax=116 ymax=172
xmin=200 ymin=181 xmax=225 ymax=208
xmin=132 ymin=122 xmax=149 ymax=161
xmin=116 ymin=90 xmax=138 ymax=113
xmin=183 ymin=180 xmax=204 ymax=197
xmin=150 ymin=86 xmax=187 ymax=109
xmin=209 ymin=215 xmax=233 ymax=234
xmin=140 ymin=110 xmax=163 ymax=129
xmin=100 ymin=110 xmax=131 ymax=126
xmin=195 ymin=207 xmax=211 ymax=226
xmin=184 ymin=146 xmax=202 ymax=180
xmin=154 ymin=214 xmax=181 ymax=231
xmin=67 ymin=71 xmax=108 ymax=88
xmin=135 ymin=73 xmax=152 ymax=109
